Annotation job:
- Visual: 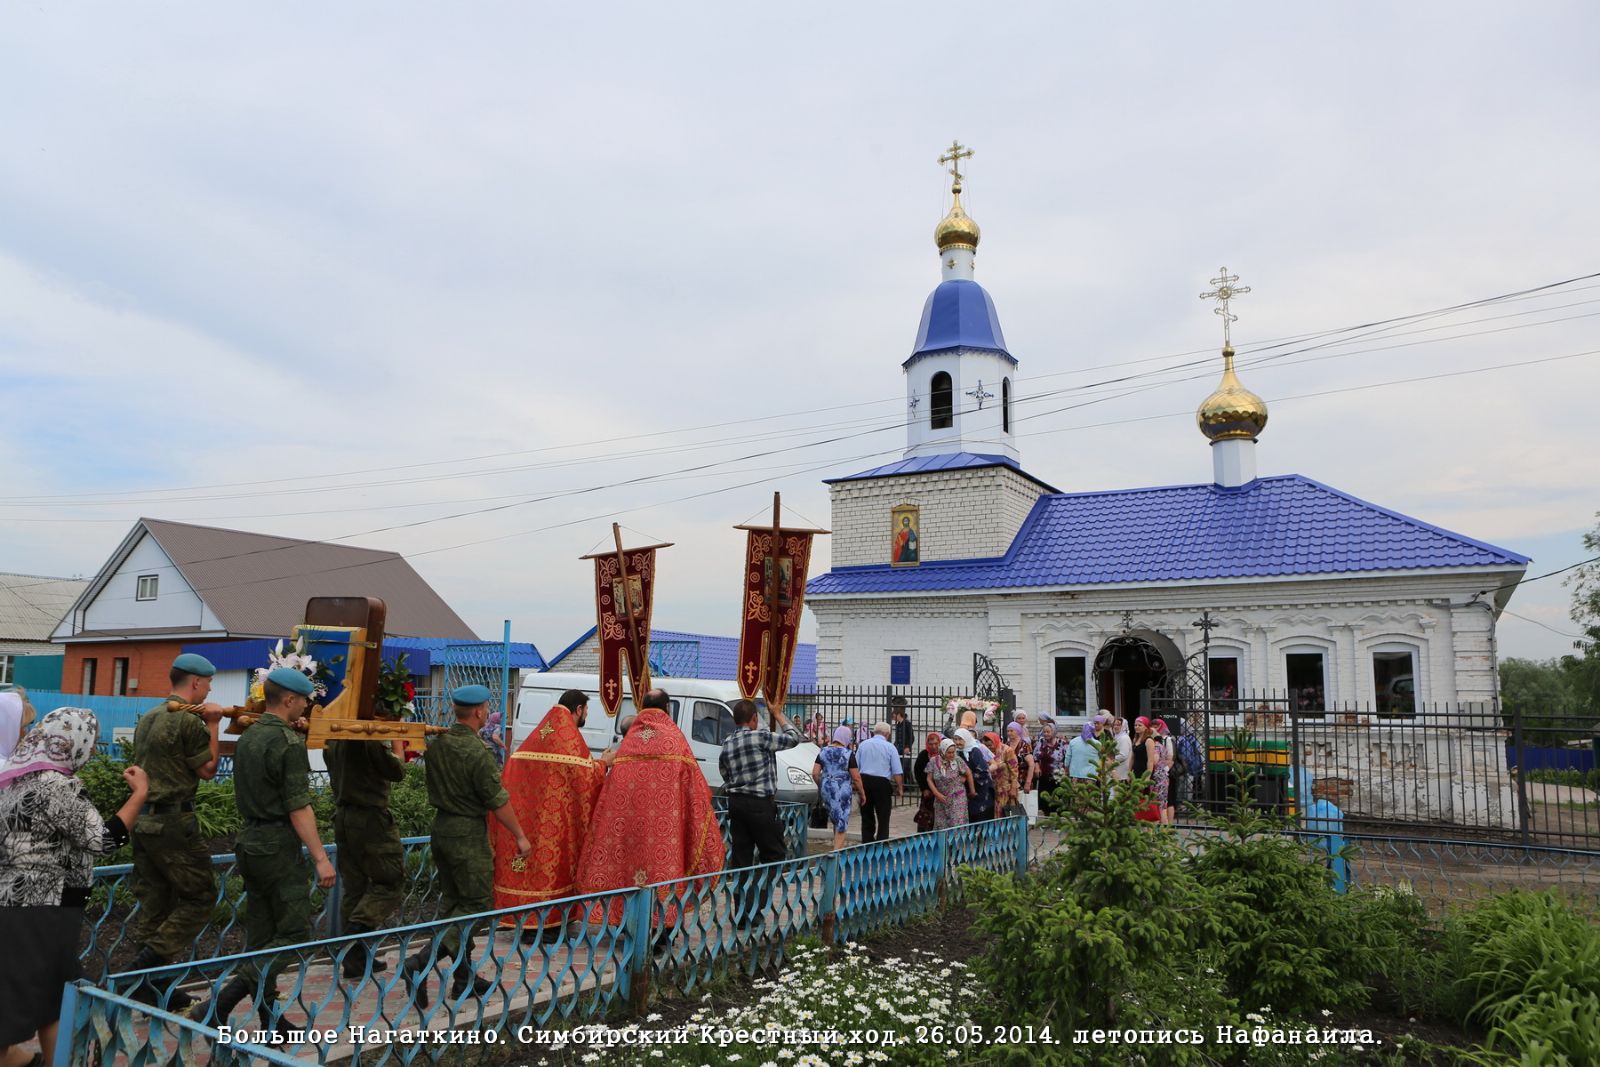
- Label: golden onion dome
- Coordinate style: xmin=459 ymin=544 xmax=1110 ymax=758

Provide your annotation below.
xmin=934 ymin=186 xmax=981 ymax=252
xmin=1197 ymin=346 xmax=1269 ymax=442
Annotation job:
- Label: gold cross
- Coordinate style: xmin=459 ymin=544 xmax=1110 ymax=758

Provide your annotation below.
xmin=1199 ymin=266 xmax=1251 ymax=348
xmin=938 ymin=140 xmax=975 ymax=192
xmin=539 ymin=723 xmax=555 ymax=739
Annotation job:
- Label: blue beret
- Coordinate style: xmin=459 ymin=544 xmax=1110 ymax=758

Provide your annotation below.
xmin=172 ymin=653 xmax=216 ymax=678
xmin=451 ymin=684 xmax=492 ymax=707
xmin=266 ymin=667 xmax=315 ymax=696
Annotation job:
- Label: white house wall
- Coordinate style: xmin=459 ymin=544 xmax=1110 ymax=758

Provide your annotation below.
xmin=81 ymin=533 xmax=209 ymax=634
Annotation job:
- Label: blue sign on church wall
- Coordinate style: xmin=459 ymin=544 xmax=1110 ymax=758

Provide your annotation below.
xmin=890 ymin=655 xmax=911 ymax=685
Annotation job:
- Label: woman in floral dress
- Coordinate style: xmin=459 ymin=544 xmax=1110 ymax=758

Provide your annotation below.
xmin=926 ymin=738 xmax=971 ymax=830
xmin=984 ymin=732 xmax=1021 ymax=818
xmin=811 ymin=726 xmax=865 ymax=851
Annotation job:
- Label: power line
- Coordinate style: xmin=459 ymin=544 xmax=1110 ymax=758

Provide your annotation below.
xmin=11 ymin=269 xmax=1599 ymax=506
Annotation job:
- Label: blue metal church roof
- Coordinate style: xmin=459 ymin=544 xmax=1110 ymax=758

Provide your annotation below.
xmin=824 ymin=451 xmax=1058 ymax=489
xmin=807 ymin=474 xmax=1529 ymax=596
xmin=907 ymin=279 xmax=1012 ymax=361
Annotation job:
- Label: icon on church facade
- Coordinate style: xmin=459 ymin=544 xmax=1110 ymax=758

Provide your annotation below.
xmin=890 ymin=504 xmax=920 ymax=566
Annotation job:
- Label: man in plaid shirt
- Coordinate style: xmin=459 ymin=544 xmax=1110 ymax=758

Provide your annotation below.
xmin=718 ymin=699 xmax=802 ymax=929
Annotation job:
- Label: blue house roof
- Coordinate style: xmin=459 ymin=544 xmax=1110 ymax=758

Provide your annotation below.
xmin=544 ymin=626 xmax=817 ymax=688
xmin=806 ymin=474 xmax=1529 ymax=596
xmin=181 ymin=636 xmax=547 ymax=674
xmin=907 ymin=279 xmax=1013 ymax=362
xmin=824 ymin=451 xmax=1059 ymax=491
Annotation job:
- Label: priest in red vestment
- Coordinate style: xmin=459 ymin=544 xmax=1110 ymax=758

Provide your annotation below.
xmin=491 ymin=690 xmax=608 ymax=936
xmin=576 ymin=691 xmax=725 ymax=931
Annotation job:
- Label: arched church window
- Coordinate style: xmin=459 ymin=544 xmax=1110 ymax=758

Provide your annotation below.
xmin=1002 ymin=377 xmax=1011 ymax=432
xmin=931 ymin=372 xmax=953 ymax=429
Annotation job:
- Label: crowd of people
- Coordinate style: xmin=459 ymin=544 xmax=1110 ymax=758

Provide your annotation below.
xmin=803 ymin=702 xmax=1208 ymax=836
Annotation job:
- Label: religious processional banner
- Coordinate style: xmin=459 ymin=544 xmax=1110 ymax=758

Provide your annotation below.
xmin=592 ymin=548 xmax=658 ymax=716
xmin=735 ymin=529 xmax=816 ymax=709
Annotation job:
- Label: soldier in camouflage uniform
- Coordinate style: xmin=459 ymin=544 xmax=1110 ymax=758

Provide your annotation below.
xmin=126 ymin=653 xmax=226 ymax=1010
xmin=325 ymin=710 xmax=407 ymax=978
xmin=401 ymin=684 xmax=530 ymax=1007
xmin=191 ymin=668 xmax=336 ymax=1028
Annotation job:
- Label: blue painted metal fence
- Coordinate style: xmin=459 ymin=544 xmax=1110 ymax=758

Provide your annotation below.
xmin=82 ymin=803 xmax=812 ymax=977
xmin=62 ymin=818 xmax=1029 ymax=1065
xmin=23 ymin=690 xmax=153 ymax=741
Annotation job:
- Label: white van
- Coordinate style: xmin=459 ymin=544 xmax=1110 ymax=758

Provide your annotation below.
xmin=514 ymin=672 xmax=821 ymax=807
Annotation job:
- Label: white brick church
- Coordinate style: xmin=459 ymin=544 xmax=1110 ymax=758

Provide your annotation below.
xmin=804 ymin=158 xmax=1529 ymax=721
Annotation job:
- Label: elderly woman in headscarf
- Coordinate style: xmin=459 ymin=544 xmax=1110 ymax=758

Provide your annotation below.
xmin=1006 ymin=721 xmax=1037 ymax=797
xmin=954 ymin=728 xmax=995 ymax=822
xmin=984 ymin=732 xmax=1021 ymax=818
xmin=1 ymin=708 xmax=149 ymax=1067
xmin=0 ymin=691 xmax=34 ymax=762
xmin=1110 ymin=714 xmax=1133 ymax=781
xmin=911 ymin=731 xmax=942 ymax=833
xmin=1066 ymin=719 xmax=1100 ymax=781
xmin=1031 ymin=716 xmax=1066 ymax=813
xmin=926 ymin=738 xmax=971 ymax=830
xmin=811 ymin=725 xmax=866 ymax=851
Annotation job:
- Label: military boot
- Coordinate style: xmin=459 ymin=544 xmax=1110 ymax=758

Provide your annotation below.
xmin=401 ymin=951 xmax=433 ymax=1009
xmin=449 ymin=968 xmax=495 ymax=1000
xmin=341 ymin=924 xmax=388 ymax=978
xmin=188 ymin=976 xmax=252 ymax=1026
xmin=125 ymin=947 xmax=195 ymax=1013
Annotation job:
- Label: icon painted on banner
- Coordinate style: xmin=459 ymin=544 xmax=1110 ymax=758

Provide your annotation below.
xmin=890 ymin=504 xmax=920 ymax=566
xmin=611 ymin=575 xmax=645 ymax=621
xmin=763 ymin=556 xmax=795 ymax=610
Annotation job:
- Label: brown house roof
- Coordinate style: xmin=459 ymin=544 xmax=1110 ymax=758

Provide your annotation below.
xmin=79 ymin=519 xmax=477 ymax=641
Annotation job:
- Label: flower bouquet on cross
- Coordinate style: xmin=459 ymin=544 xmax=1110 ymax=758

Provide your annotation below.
xmin=249 ymin=636 xmax=335 ymax=708
xmin=374 ymin=652 xmax=417 ymax=721
xmin=946 ymin=696 xmax=999 ymax=727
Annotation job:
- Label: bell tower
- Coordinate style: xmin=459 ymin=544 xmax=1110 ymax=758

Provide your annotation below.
xmin=903 ymin=141 xmax=1019 ymax=463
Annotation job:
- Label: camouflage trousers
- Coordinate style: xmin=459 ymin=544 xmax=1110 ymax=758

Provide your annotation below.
xmin=431 ymin=828 xmax=492 ymax=961
xmin=333 ymin=805 xmax=405 ymax=931
xmin=131 ymin=813 xmax=217 ymax=962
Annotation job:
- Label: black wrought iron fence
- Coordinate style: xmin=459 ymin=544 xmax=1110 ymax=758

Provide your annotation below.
xmin=1147 ymin=690 xmax=1600 ymax=849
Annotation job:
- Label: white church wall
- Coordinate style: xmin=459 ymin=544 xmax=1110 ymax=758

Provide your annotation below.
xmin=904 ymin=347 xmax=1019 ymax=461
xmin=818 ymin=600 xmax=988 ymax=692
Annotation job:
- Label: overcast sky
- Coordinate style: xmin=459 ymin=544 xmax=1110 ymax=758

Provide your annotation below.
xmin=1 ymin=3 xmax=1596 ymax=664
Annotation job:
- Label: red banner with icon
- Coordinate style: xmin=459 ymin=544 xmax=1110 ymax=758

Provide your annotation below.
xmin=735 ymin=529 xmax=816 ymax=710
xmin=593 ymin=548 xmax=658 ymax=716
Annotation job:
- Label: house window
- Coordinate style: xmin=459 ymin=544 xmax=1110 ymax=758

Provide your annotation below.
xmin=81 ymin=658 xmax=98 ymax=696
xmin=930 ymin=372 xmax=953 ymax=429
xmin=112 ymin=657 xmax=130 ymax=697
xmin=889 ymin=655 xmax=912 ymax=685
xmin=1373 ymin=650 xmax=1416 ymax=717
xmin=136 ymin=575 xmax=159 ymax=601
xmin=1002 ymin=377 xmax=1012 ymax=432
xmin=1208 ymin=655 xmax=1239 ymax=703
xmin=1053 ymin=655 xmax=1087 ymax=715
xmin=1285 ymin=652 xmax=1326 ymax=713
xmin=0 ymin=655 xmax=11 ymax=685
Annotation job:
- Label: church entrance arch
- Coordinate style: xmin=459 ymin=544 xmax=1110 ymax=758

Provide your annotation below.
xmin=1093 ymin=629 xmax=1185 ymax=721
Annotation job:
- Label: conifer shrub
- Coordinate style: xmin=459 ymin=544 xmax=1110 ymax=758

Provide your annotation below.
xmin=1188 ymin=768 xmax=1376 ymax=1018
xmin=966 ymin=736 xmax=1228 ymax=1062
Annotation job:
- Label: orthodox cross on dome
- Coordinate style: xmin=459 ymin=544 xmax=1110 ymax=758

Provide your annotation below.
xmin=1199 ymin=267 xmax=1251 ymax=348
xmin=965 ymin=380 xmax=993 ymax=409
xmin=938 ymin=140 xmax=975 ymax=192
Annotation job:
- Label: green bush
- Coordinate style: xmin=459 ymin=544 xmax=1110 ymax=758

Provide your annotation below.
xmin=1348 ymin=883 xmax=1446 ymax=1018
xmin=967 ymin=736 xmax=1227 ymax=1061
xmin=1524 ymin=767 xmax=1600 ymax=791
xmin=1189 ymin=768 xmax=1376 ymax=1017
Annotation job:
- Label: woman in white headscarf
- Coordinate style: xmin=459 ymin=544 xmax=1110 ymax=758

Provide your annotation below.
xmin=0 ymin=707 xmax=148 ymax=1067
xmin=0 ymin=692 xmax=34 ymax=761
